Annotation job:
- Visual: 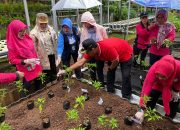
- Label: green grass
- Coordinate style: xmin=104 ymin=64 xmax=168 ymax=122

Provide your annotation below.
xmin=109 ymin=33 xmax=135 ymax=40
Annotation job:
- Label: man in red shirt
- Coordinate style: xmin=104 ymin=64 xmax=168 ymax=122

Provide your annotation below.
xmin=59 ymin=38 xmax=133 ymax=100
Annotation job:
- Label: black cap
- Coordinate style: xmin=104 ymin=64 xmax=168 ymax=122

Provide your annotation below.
xmin=80 ymin=39 xmax=97 ymax=53
xmin=140 ymin=12 xmax=148 ymax=18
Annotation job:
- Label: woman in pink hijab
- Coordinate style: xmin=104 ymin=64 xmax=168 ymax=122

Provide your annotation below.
xmin=149 ymin=9 xmax=176 ymax=66
xmin=6 ymin=20 xmax=42 ymax=93
xmin=135 ymin=55 xmax=180 ymax=123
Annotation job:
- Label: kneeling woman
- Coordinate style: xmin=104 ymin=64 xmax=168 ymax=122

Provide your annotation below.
xmin=135 ymin=55 xmax=180 ymax=123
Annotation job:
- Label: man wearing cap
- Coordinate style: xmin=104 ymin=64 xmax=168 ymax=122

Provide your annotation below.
xmin=30 ymin=13 xmax=58 ymax=85
xmin=58 ymin=37 xmax=133 ymax=100
xmin=133 ymin=12 xmax=151 ymax=69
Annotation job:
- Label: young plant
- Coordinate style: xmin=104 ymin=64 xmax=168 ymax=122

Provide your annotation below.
xmin=0 ymin=106 xmax=7 ymax=117
xmin=0 ymin=122 xmax=12 ymax=130
xmin=140 ymin=60 xmax=150 ymax=69
xmin=38 ymin=73 xmax=47 ymax=85
xmin=108 ymin=117 xmax=119 ymax=129
xmin=14 ymin=80 xmax=28 ymax=95
xmin=92 ymin=80 xmax=102 ymax=90
xmin=162 ymin=39 xmax=172 ymax=47
xmin=142 ymin=95 xmax=162 ymax=122
xmin=35 ymin=97 xmax=46 ymax=113
xmin=97 ymin=114 xmax=108 ymax=126
xmin=69 ymin=126 xmax=85 ymax=130
xmin=74 ymin=95 xmax=86 ymax=109
xmin=144 ymin=107 xmax=162 ymax=121
xmin=66 ymin=109 xmax=79 ymax=120
xmin=86 ymin=63 xmax=96 ymax=80
xmin=63 ymin=65 xmax=74 ymax=87
xmin=0 ymin=89 xmax=7 ymax=104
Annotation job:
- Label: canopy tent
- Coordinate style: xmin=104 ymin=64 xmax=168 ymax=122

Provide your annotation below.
xmin=131 ymin=0 xmax=180 ymax=10
xmin=52 ymin=0 xmax=102 ymax=10
xmin=125 ymin=0 xmax=180 ymax=39
xmin=51 ymin=0 xmax=102 ymax=32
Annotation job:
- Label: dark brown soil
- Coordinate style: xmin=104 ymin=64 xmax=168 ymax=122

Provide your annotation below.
xmin=5 ymin=80 xmax=180 ymax=130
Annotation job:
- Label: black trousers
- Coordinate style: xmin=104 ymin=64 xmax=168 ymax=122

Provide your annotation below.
xmin=149 ymin=53 xmax=163 ymax=66
xmin=147 ymin=89 xmax=179 ymax=119
xmin=133 ymin=44 xmax=148 ymax=65
xmin=43 ymin=54 xmax=57 ymax=83
xmin=62 ymin=54 xmax=81 ymax=79
xmin=107 ymin=58 xmax=132 ymax=96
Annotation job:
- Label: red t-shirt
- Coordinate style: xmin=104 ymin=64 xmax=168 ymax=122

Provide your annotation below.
xmin=83 ymin=38 xmax=133 ymax=62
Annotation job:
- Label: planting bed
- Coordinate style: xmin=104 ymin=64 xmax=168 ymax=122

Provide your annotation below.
xmin=4 ymin=80 xmax=180 ymax=130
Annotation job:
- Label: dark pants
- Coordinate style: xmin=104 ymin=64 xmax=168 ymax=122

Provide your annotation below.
xmin=149 ymin=53 xmax=163 ymax=66
xmin=107 ymin=58 xmax=132 ymax=96
xmin=43 ymin=54 xmax=57 ymax=84
xmin=62 ymin=54 xmax=81 ymax=79
xmin=133 ymin=45 xmax=148 ymax=66
xmin=96 ymin=60 xmax=105 ymax=85
xmin=147 ymin=89 xmax=179 ymax=119
xmin=22 ymin=77 xmax=41 ymax=97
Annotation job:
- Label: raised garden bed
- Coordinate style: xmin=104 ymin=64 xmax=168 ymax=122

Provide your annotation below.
xmin=4 ymin=79 xmax=180 ymax=130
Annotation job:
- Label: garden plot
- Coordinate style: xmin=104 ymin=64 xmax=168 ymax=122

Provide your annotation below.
xmin=2 ymin=79 xmax=180 ymax=130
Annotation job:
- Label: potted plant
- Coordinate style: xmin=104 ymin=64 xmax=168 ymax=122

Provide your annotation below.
xmin=63 ymin=100 xmax=71 ymax=110
xmin=62 ymin=66 xmax=73 ymax=90
xmin=92 ymin=80 xmax=102 ymax=90
xmin=27 ymin=100 xmax=34 ymax=110
xmin=66 ymin=109 xmax=79 ymax=121
xmin=69 ymin=126 xmax=85 ymax=130
xmin=0 ymin=106 xmax=7 ymax=123
xmin=86 ymin=63 xmax=96 ymax=81
xmin=81 ymin=117 xmax=91 ymax=130
xmin=74 ymin=95 xmax=86 ymax=109
xmin=14 ymin=80 xmax=28 ymax=96
xmin=35 ymin=97 xmax=50 ymax=128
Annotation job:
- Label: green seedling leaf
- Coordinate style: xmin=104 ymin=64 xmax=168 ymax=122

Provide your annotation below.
xmin=74 ymin=96 xmax=86 ymax=109
xmin=37 ymin=73 xmax=47 ymax=85
xmin=14 ymin=80 xmax=28 ymax=95
xmin=108 ymin=117 xmax=118 ymax=129
xmin=66 ymin=109 xmax=79 ymax=120
xmin=0 ymin=106 xmax=7 ymax=117
xmin=35 ymin=97 xmax=45 ymax=113
xmin=92 ymin=80 xmax=102 ymax=90
xmin=97 ymin=114 xmax=108 ymax=126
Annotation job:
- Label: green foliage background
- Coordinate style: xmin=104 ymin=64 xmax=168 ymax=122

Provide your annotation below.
xmin=0 ymin=2 xmax=51 ymax=40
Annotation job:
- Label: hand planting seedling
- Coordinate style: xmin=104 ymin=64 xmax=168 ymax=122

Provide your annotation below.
xmin=0 ymin=122 xmax=12 ymax=130
xmin=14 ymin=80 xmax=28 ymax=95
xmin=66 ymin=109 xmax=79 ymax=120
xmin=37 ymin=72 xmax=47 ymax=85
xmin=74 ymin=95 xmax=86 ymax=109
xmin=92 ymin=80 xmax=102 ymax=90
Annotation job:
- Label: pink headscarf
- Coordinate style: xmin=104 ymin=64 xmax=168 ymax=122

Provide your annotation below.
xmin=6 ymin=20 xmax=42 ymax=81
xmin=6 ymin=20 xmax=37 ymax=59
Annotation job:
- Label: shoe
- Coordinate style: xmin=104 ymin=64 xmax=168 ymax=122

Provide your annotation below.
xmin=122 ymin=95 xmax=131 ymax=101
xmin=165 ymin=115 xmax=180 ymax=124
xmin=122 ymin=95 xmax=137 ymax=104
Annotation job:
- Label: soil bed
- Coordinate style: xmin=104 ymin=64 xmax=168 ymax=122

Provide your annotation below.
xmin=5 ymin=80 xmax=180 ymax=130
